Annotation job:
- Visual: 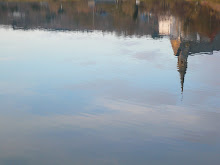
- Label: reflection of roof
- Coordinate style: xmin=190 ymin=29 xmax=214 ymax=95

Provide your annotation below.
xmin=170 ymin=39 xmax=181 ymax=56
xmin=170 ymin=33 xmax=220 ymax=56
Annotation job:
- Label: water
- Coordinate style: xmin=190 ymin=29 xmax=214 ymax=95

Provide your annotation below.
xmin=0 ymin=0 xmax=220 ymax=164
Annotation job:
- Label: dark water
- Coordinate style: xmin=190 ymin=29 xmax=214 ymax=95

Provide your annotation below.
xmin=0 ymin=0 xmax=220 ymax=164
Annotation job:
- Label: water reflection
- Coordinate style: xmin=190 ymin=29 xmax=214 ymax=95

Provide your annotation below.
xmin=0 ymin=0 xmax=220 ymax=164
xmin=0 ymin=0 xmax=219 ymax=35
xmin=0 ymin=0 xmax=220 ymax=93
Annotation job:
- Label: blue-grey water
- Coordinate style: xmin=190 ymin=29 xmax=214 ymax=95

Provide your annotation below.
xmin=0 ymin=0 xmax=220 ymax=164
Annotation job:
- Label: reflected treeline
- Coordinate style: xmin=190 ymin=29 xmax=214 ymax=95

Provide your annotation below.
xmin=0 ymin=0 xmax=220 ymax=92
xmin=0 ymin=0 xmax=219 ymax=37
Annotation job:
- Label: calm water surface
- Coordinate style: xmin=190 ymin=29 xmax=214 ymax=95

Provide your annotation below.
xmin=0 ymin=0 xmax=220 ymax=164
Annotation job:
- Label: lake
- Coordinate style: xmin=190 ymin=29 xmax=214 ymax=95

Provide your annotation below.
xmin=0 ymin=0 xmax=220 ymax=164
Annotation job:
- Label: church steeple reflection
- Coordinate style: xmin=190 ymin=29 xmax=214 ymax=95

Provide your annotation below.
xmin=171 ymin=32 xmax=220 ymax=94
xmin=176 ymin=43 xmax=189 ymax=93
xmin=171 ymin=39 xmax=189 ymax=93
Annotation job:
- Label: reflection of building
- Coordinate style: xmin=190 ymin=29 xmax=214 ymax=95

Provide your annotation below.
xmin=159 ymin=16 xmax=172 ymax=36
xmin=88 ymin=0 xmax=118 ymax=7
xmin=158 ymin=15 xmax=182 ymax=38
xmin=162 ymin=11 xmax=220 ymax=93
xmin=11 ymin=11 xmax=25 ymax=18
xmin=171 ymin=33 xmax=220 ymax=93
xmin=88 ymin=0 xmax=95 ymax=8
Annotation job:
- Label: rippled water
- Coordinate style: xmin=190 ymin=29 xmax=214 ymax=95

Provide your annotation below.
xmin=0 ymin=0 xmax=220 ymax=164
